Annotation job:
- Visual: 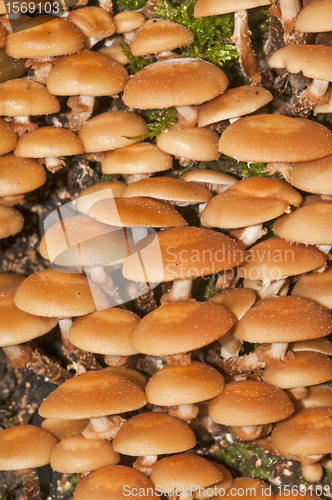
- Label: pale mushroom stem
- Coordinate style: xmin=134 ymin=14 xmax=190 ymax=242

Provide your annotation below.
xmin=316 ymin=244 xmax=332 ymax=256
xmin=287 ymin=386 xmax=308 ymax=400
xmin=66 ymin=96 xmax=95 ymax=132
xmin=219 ymin=331 xmax=242 ymax=359
xmin=10 ymin=116 xmax=38 ymax=136
xmin=104 ymin=354 xmax=129 ymax=367
xmin=176 ymin=106 xmax=199 ymax=129
xmin=230 ymin=10 xmax=261 ymax=83
xmin=164 ymin=352 xmax=192 ymax=366
xmin=294 ymin=80 xmax=330 ymax=116
xmin=232 ymin=423 xmax=273 ymax=441
xmin=216 ymin=269 xmax=239 ymax=290
xmin=160 ymin=278 xmax=193 ymax=305
xmin=126 ymin=173 xmax=152 ymax=184
xmin=88 ymin=266 xmax=123 ymax=305
xmin=42 ymin=156 xmax=65 ymax=173
xmin=58 ymin=318 xmax=74 ymax=349
xmin=230 ymin=223 xmax=267 ymax=248
xmin=301 ymin=463 xmax=324 ymax=482
xmin=262 ymin=162 xmax=291 ymax=182
xmin=243 ymin=278 xmax=289 ymax=300
xmin=2 ymin=344 xmax=32 ymax=369
xmin=279 ymin=0 xmax=301 ymax=36
xmin=82 ymin=415 xmax=126 ymax=440
xmin=98 ymin=0 xmax=113 ymax=13
xmin=255 ymin=342 xmax=294 ymax=367
xmin=16 ymin=469 xmax=41 ymax=500
xmin=133 ymin=455 xmax=158 ymax=475
xmin=220 ymin=352 xmax=265 ymax=375
xmin=169 ymin=404 xmax=199 ymax=420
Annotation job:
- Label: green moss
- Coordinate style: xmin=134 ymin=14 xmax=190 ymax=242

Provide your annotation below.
xmin=185 ymin=157 xmax=283 ymax=179
xmin=126 ymin=107 xmax=178 ymax=140
xmin=154 ymin=0 xmax=238 ymax=68
xmin=93 ymin=173 xmax=114 ymax=184
xmin=121 ymin=45 xmax=156 ymax=75
xmin=62 ymin=475 xmax=79 ymax=493
xmin=215 ymin=438 xmax=278 ymax=481
xmin=117 ymin=0 xmax=147 ymax=11
xmin=204 ymin=276 xmax=219 ymax=300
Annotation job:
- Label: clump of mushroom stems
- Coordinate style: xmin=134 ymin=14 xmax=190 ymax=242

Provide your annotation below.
xmin=230 ymin=10 xmax=261 ymax=83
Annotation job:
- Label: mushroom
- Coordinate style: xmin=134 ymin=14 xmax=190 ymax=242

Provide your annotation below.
xmin=233 ymin=296 xmax=332 ymax=368
xmin=123 ymin=58 xmax=229 ymax=128
xmin=130 ymin=19 xmax=194 ymax=60
xmin=0 ymin=424 xmax=58 ymax=500
xmin=73 ymin=464 xmax=157 ymax=500
xmin=292 ymin=265 xmax=332 ymax=310
xmin=180 ymin=170 xmax=237 ymax=195
xmin=39 ymin=370 xmax=147 ymax=440
xmin=201 ymin=177 xmax=302 ymax=248
xmin=0 ymin=154 xmax=46 ymax=206
xmin=238 ymin=237 xmax=326 ymax=299
xmin=294 ymin=384 xmax=332 ymax=410
xmin=197 ymin=86 xmax=273 ymax=129
xmin=0 ymin=116 xmax=17 ymax=154
xmin=150 ymin=453 xmax=224 ymax=500
xmin=0 ymin=273 xmax=24 ymax=290
xmin=121 ymin=226 xmax=245 ymax=303
xmin=46 ymin=50 xmax=129 ymax=131
xmin=50 ymin=434 xmax=120 ymax=479
xmin=78 ymin=111 xmax=148 ymax=162
xmin=41 ymin=418 xmax=89 ymax=440
xmin=14 ymin=126 xmax=84 ymax=173
xmin=262 ymin=351 xmax=332 ymax=400
xmin=269 ymin=45 xmax=332 ymax=116
xmin=67 ymin=6 xmax=116 ymax=49
xmin=132 ymin=301 xmax=234 ymax=366
xmin=218 ymin=114 xmax=332 ymax=182
xmin=0 ymin=205 xmax=23 ymax=239
xmin=112 ymin=412 xmax=196 ymax=474
xmin=145 ymin=362 xmax=225 ymax=420
xmin=113 ymin=10 xmax=145 ymax=43
xmin=69 ymin=307 xmax=141 ymax=367
xmin=287 ymin=154 xmax=332 ymax=198
xmin=76 ymin=181 xmax=125 ymax=215
xmin=5 ymin=16 xmax=84 ymax=84
xmin=101 ymin=142 xmax=172 ymax=184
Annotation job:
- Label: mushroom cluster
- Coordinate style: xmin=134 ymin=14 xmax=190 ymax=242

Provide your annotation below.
xmin=1 ymin=0 xmax=332 ymax=498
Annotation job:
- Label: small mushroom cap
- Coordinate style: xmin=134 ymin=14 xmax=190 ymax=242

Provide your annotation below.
xmin=209 ymin=380 xmax=293 ymax=426
xmin=39 ymin=370 xmax=147 ymax=419
xmin=14 ymin=127 xmax=84 ymax=159
xmin=238 ymin=238 xmax=326 ymax=281
xmin=198 ymin=86 xmax=273 ymax=127
xmin=50 ymin=434 xmax=120 ymax=473
xmin=0 ymin=117 xmax=17 ymax=155
xmin=180 ymin=169 xmax=237 ymax=191
xmin=288 ymin=155 xmax=332 ymax=195
xmin=0 ymin=154 xmax=46 ymax=197
xmin=296 ymin=384 xmax=332 ymax=410
xmin=114 ymin=11 xmax=145 ymax=33
xmin=0 ymin=205 xmax=23 ymax=238
xmin=0 ymin=79 xmax=60 ymax=116
xmin=290 ymin=337 xmax=332 ymax=356
xmin=41 ymin=418 xmax=90 ymax=440
xmin=0 ymin=273 xmax=25 ymax=291
xmin=112 ymin=412 xmax=196 ymax=456
xmin=194 ymin=0 xmax=271 ymax=17
xmin=90 ymin=197 xmax=187 ymax=228
xmin=223 ymin=478 xmax=274 ymax=500
xmin=146 ymin=362 xmax=225 ymax=406
xmin=295 ymin=0 xmax=332 ymax=32
xmin=73 ymin=465 xmax=157 ymax=500
xmin=78 ymin=111 xmax=148 ymax=153
xmin=219 ymin=114 xmax=332 ymax=163
xmin=150 ymin=454 xmax=223 ymax=490
xmin=271 ymin=407 xmax=332 ymax=455
xmin=99 ymin=44 xmax=130 ymax=65
xmin=132 ymin=302 xmax=234 ymax=356
xmin=122 ymin=177 xmax=212 ymax=204
xmin=123 ymin=58 xmax=228 ymax=109
xmin=262 ymin=351 xmax=332 ymax=388
xmin=67 ymin=7 xmax=116 ymax=39
xmin=229 ymin=177 xmax=302 ymax=205
xmin=69 ymin=307 xmax=140 ymax=356
xmin=131 ymin=19 xmax=194 ymax=56
xmin=0 ymin=289 xmax=57 ymax=346
xmin=102 ymin=142 xmax=172 ymax=175
xmin=47 ymin=50 xmax=128 ymax=97
xmin=76 ymin=181 xmax=125 ymax=215
xmin=122 ymin=226 xmax=245 ymax=282
xmin=39 ymin=214 xmax=128 ymax=268
xmin=233 ymin=296 xmax=332 ymax=343
xmin=196 ymin=464 xmax=232 ymax=499
xmin=209 ymin=288 xmax=256 ymax=320
xmin=269 ymin=45 xmax=332 ymax=81
xmin=292 ymin=266 xmax=332 ymax=309
xmin=5 ymin=16 xmax=84 ymax=59
xmin=156 ymin=126 xmax=220 ymax=161
xmin=0 ymin=424 xmax=57 ymax=471
xmin=273 ymin=201 xmax=332 ymax=245
xmin=14 ymin=269 xmax=107 ymax=318
xmin=104 ymin=367 xmax=147 ymax=389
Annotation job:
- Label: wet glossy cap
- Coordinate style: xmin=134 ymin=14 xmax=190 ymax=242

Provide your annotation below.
xmin=292 ymin=266 xmax=332 ymax=310
xmin=156 ymin=126 xmax=220 ymax=161
xmin=67 ymin=6 xmax=116 ymax=39
xmin=269 ymin=45 xmax=332 ymax=81
xmin=14 ymin=127 xmax=83 ymax=158
xmin=76 ymin=181 xmax=125 ymax=215
xmin=295 ymin=0 xmax=332 ymax=33
xmin=0 ymin=154 xmax=46 ymax=197
xmin=0 ymin=117 xmax=17 ymax=155
xmin=0 ymin=78 xmax=60 ymax=116
xmin=194 ymin=0 xmax=271 ymax=17
xmin=0 ymin=205 xmax=23 ymax=238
